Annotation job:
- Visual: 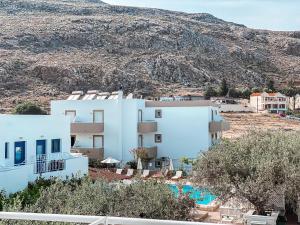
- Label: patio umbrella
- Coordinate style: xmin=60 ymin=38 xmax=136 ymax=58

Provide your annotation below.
xmin=101 ymin=157 xmax=120 ymax=164
xmin=137 ymin=158 xmax=143 ymax=170
xmin=169 ymin=158 xmax=174 ymax=171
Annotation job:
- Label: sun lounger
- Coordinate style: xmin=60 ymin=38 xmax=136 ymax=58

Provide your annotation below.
xmin=141 ymin=170 xmax=150 ymax=178
xmin=116 ymin=169 xmax=123 ymax=175
xmin=171 ymin=171 xmax=183 ymax=180
xmin=125 ymin=169 xmax=134 ymax=177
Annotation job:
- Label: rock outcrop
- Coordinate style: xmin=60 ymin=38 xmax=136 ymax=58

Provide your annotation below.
xmin=0 ymin=0 xmax=299 ymax=111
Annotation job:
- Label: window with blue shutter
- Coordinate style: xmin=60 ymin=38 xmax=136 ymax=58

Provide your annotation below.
xmin=5 ymin=142 xmax=9 ymax=159
xmin=51 ymin=139 xmax=61 ymax=153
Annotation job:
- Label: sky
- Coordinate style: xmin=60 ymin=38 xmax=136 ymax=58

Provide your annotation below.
xmin=102 ymin=0 xmax=300 ymax=31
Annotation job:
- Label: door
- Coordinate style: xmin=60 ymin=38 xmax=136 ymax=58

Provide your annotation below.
xmin=93 ymin=110 xmax=104 ymax=123
xmin=138 ymin=110 xmax=143 ymax=122
xmin=93 ymin=135 xmax=103 ymax=148
xmin=138 ymin=135 xmax=143 ymax=147
xmin=36 ymin=140 xmax=46 ymax=173
xmin=65 ymin=110 xmax=76 ymax=122
xmin=71 ymin=135 xmax=76 ymax=147
xmin=36 ymin=140 xmax=46 ymax=156
xmin=14 ymin=141 xmax=26 ymax=165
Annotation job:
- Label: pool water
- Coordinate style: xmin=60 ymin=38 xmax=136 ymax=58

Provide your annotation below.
xmin=168 ymin=184 xmax=216 ymax=205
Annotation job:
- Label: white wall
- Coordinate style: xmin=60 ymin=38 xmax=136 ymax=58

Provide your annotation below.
xmin=144 ymin=107 xmax=212 ymax=160
xmin=0 ymin=115 xmax=70 ymax=167
xmin=0 ymin=156 xmax=88 ymax=194
xmin=220 ymin=104 xmax=255 ymax=112
xmin=52 ymin=99 xmax=144 ymax=162
xmin=0 ymin=115 xmax=88 ymax=194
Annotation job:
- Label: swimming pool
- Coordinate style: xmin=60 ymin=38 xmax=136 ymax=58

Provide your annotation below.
xmin=168 ymin=184 xmax=216 ymax=205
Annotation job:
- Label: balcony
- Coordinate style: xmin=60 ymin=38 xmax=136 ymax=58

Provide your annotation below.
xmin=71 ymin=123 xmax=104 ymax=134
xmin=209 ymin=120 xmax=230 ymax=133
xmin=34 ymin=159 xmax=65 ymax=174
xmin=138 ymin=121 xmax=157 ymax=133
xmin=71 ymin=147 xmax=104 ymax=160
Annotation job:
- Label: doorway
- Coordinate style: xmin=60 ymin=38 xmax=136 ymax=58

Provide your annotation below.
xmin=14 ymin=141 xmax=26 ymax=165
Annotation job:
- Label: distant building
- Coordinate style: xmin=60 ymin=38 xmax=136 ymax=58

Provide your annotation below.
xmin=250 ymin=92 xmax=288 ymax=113
xmin=160 ymin=94 xmax=205 ymax=102
xmin=0 ymin=115 xmax=88 ymax=194
xmin=288 ymin=94 xmax=300 ymax=110
xmin=210 ymin=97 xmax=238 ymax=105
xmin=51 ymin=90 xmax=229 ymax=168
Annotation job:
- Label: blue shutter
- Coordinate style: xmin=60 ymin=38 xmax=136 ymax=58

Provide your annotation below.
xmin=51 ymin=139 xmax=61 ymax=153
xmin=5 ymin=142 xmax=8 ymax=159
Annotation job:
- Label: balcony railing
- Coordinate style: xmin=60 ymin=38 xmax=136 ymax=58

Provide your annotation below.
xmin=34 ymin=159 xmax=65 ymax=174
xmin=209 ymin=120 xmax=230 ymax=133
xmin=71 ymin=147 xmax=104 ymax=160
xmin=71 ymin=123 xmax=104 ymax=133
xmin=0 ymin=212 xmax=218 ymax=225
xmin=138 ymin=121 xmax=157 ymax=133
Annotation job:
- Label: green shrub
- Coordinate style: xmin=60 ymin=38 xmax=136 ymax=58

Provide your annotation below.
xmin=126 ymin=160 xmax=137 ymax=169
xmin=21 ymin=179 xmax=193 ymax=222
xmin=13 ymin=102 xmax=47 ymax=115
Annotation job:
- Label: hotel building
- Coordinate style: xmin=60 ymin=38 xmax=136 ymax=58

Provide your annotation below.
xmin=51 ymin=90 xmax=229 ymax=167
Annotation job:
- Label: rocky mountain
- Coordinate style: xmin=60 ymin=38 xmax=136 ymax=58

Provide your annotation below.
xmin=0 ymin=0 xmax=299 ymax=111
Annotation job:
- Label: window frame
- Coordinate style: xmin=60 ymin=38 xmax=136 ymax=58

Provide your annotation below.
xmin=5 ymin=142 xmax=9 ymax=159
xmin=155 ymin=134 xmax=162 ymax=143
xmin=155 ymin=109 xmax=162 ymax=118
xmin=51 ymin=139 xmax=61 ymax=153
xmin=93 ymin=110 xmax=104 ymax=123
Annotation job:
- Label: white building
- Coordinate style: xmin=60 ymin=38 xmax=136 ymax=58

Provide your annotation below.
xmin=51 ymin=91 xmax=229 ymax=168
xmin=250 ymin=92 xmax=288 ymax=113
xmin=0 ymin=115 xmax=88 ymax=194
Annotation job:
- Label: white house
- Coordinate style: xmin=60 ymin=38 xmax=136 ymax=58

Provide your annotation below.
xmin=51 ymin=90 xmax=229 ymax=168
xmin=0 ymin=115 xmax=88 ymax=194
xmin=250 ymin=92 xmax=288 ymax=113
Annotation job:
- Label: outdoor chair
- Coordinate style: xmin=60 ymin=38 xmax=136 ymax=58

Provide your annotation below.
xmin=141 ymin=170 xmax=150 ymax=179
xmin=125 ymin=169 xmax=134 ymax=178
xmin=116 ymin=169 xmax=123 ymax=175
xmin=171 ymin=171 xmax=183 ymax=180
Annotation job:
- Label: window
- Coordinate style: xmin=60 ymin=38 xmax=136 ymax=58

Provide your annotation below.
xmin=65 ymin=110 xmax=76 ymax=122
xmin=155 ymin=134 xmax=162 ymax=143
xmin=138 ymin=109 xmax=143 ymax=122
xmin=138 ymin=135 xmax=143 ymax=147
xmin=5 ymin=142 xmax=9 ymax=159
xmin=93 ymin=110 xmax=104 ymax=123
xmin=155 ymin=109 xmax=162 ymax=118
xmin=51 ymin=139 xmax=61 ymax=153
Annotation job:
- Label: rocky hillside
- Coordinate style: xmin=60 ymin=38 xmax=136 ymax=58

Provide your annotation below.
xmin=0 ymin=0 xmax=299 ymax=111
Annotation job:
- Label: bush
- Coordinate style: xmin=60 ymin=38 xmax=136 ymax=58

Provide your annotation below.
xmin=7 ymin=179 xmax=193 ymax=224
xmin=126 ymin=160 xmax=137 ymax=169
xmin=13 ymin=102 xmax=47 ymax=115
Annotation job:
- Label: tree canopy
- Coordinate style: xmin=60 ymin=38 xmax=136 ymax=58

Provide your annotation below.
xmin=219 ymin=78 xmax=229 ymax=96
xmin=194 ymin=130 xmax=300 ymax=215
xmin=13 ymin=102 xmax=47 ymax=115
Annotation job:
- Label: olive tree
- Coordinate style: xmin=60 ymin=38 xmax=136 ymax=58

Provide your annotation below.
xmin=2 ymin=178 xmax=193 ymax=224
xmin=194 ymin=130 xmax=300 ymax=215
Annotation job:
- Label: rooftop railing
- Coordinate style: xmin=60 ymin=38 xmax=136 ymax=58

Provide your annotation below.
xmin=0 ymin=212 xmax=223 ymax=225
